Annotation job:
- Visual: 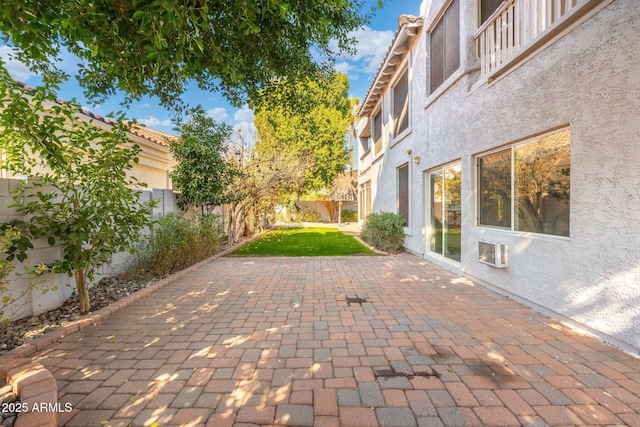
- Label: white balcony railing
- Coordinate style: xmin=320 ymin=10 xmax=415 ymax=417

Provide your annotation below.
xmin=475 ymin=0 xmax=587 ymax=77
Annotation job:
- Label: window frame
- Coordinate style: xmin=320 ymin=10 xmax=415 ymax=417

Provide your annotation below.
xmin=391 ymin=66 xmax=411 ymax=143
xmin=397 ymin=163 xmax=410 ymax=229
xmin=359 ymin=180 xmax=372 ymax=221
xmin=475 ymin=128 xmax=571 ymax=238
xmin=426 ymin=161 xmax=462 ymax=262
xmin=428 ymin=0 xmax=460 ymax=95
xmin=372 ymin=107 xmax=383 ymax=157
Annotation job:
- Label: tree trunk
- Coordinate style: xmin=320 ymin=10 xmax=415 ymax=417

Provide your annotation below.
xmin=75 ymin=269 xmax=90 ymax=314
xmin=227 ymin=204 xmax=236 ymax=244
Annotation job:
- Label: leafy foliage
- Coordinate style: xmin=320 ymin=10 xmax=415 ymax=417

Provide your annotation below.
xmin=0 ymin=83 xmax=154 ymax=313
xmin=123 ymin=212 xmax=224 ymax=281
xmin=360 ymin=212 xmax=406 ymax=253
xmin=0 ymin=0 xmax=373 ymax=109
xmin=170 ymin=109 xmax=241 ymax=212
xmin=225 ymin=131 xmax=311 ymax=243
xmin=341 ymin=209 xmax=358 ymax=222
xmin=0 ymin=226 xmax=50 ymax=320
xmin=0 ymin=226 xmax=20 ymax=317
xmin=254 ymin=73 xmax=352 ymax=191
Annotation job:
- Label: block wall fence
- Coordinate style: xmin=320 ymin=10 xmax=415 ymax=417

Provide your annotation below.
xmin=0 ymin=178 xmax=179 ymax=321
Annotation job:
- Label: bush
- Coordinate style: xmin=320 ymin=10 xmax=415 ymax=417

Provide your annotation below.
xmin=340 ymin=209 xmax=358 ymax=222
xmin=299 ymin=210 xmax=321 ymax=222
xmin=123 ymin=212 xmax=224 ymax=280
xmin=1 ymin=227 xmax=19 ymax=319
xmin=360 ymin=212 xmax=405 ymax=253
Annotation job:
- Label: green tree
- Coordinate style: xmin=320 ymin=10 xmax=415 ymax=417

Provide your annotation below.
xmin=225 ymin=135 xmax=310 ymax=243
xmin=0 ymin=84 xmax=153 ymax=313
xmin=0 ymin=226 xmax=20 ymax=318
xmin=170 ymin=109 xmax=240 ymax=213
xmin=253 ymin=73 xmax=352 ymax=191
xmin=0 ymin=0 xmax=372 ymax=108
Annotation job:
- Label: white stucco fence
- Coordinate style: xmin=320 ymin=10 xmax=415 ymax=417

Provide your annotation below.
xmin=0 ymin=178 xmax=179 ymax=321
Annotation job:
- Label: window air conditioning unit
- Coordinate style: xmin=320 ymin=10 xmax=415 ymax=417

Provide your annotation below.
xmin=478 ymin=241 xmax=508 ymax=268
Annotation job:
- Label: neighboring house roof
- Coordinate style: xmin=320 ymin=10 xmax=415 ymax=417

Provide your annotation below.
xmin=15 ymin=81 xmax=179 ymax=147
xmin=127 ymin=123 xmax=178 ymax=147
xmin=359 ymin=15 xmax=423 ymax=117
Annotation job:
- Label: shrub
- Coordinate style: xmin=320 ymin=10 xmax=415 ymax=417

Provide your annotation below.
xmin=360 ymin=212 xmax=405 ymax=253
xmin=1 ymin=227 xmax=19 ymax=319
xmin=340 ymin=209 xmax=358 ymax=222
xmin=123 ymin=212 xmax=224 ymax=280
xmin=299 ymin=210 xmax=321 ymax=222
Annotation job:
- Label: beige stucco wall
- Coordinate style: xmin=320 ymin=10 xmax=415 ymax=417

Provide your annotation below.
xmin=359 ymin=0 xmax=640 ymax=354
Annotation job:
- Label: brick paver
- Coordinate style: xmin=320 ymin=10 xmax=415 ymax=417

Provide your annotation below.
xmin=27 ymin=254 xmax=640 ymax=426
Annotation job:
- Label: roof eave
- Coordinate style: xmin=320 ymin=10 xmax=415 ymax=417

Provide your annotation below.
xmin=358 ymin=15 xmax=423 ymax=118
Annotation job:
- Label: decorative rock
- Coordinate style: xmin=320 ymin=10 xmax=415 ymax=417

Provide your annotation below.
xmin=1 ymin=391 xmax=19 ymax=427
xmin=0 ymin=276 xmax=157 ymax=355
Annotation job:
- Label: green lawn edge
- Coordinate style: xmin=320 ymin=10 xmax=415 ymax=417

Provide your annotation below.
xmin=230 ymin=227 xmax=377 ymax=257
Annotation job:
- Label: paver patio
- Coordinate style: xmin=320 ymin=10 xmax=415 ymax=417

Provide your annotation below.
xmin=31 ymin=254 xmax=640 ymax=426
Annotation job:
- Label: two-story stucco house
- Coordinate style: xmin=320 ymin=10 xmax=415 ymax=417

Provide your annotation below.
xmin=357 ymin=0 xmax=640 ymax=354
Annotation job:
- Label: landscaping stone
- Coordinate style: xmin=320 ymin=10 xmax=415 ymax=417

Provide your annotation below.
xmin=0 ymin=277 xmax=158 ymax=355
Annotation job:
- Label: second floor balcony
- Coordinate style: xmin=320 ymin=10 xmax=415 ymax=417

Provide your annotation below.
xmin=475 ymin=0 xmax=600 ymax=78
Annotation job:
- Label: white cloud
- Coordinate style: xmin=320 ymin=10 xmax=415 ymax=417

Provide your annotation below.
xmin=53 ymin=46 xmax=82 ymax=76
xmin=233 ymin=105 xmax=254 ymax=124
xmin=234 ymin=121 xmax=256 ymax=138
xmin=229 ymin=105 xmax=256 ymax=145
xmin=0 ymin=45 xmax=37 ymax=81
xmin=206 ymin=107 xmax=229 ymax=123
xmin=140 ymin=103 xmax=152 ymax=109
xmin=83 ymin=104 xmax=102 ymax=112
xmin=138 ymin=116 xmax=173 ymax=127
xmin=351 ymin=27 xmax=394 ymax=61
xmin=331 ymin=26 xmax=394 ymax=76
xmin=334 ymin=61 xmax=355 ymax=76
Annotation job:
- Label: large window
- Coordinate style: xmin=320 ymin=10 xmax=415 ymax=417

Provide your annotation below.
xmin=373 ymin=109 xmax=383 ymax=155
xmin=398 ymin=164 xmax=409 ymax=226
xmin=429 ymin=163 xmax=462 ymax=261
xmin=393 ymin=69 xmax=409 ymax=137
xmin=477 ymin=129 xmax=571 ymax=236
xmin=478 ymin=148 xmax=512 ymax=227
xmin=429 ymin=0 xmax=460 ymax=93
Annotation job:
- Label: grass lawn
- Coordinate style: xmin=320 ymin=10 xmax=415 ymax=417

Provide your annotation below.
xmin=231 ymin=227 xmax=377 ymax=256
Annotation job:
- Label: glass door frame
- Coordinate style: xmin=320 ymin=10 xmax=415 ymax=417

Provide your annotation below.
xmin=425 ymin=161 xmax=462 ymax=262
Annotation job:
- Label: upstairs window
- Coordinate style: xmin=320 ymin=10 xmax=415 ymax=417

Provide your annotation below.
xmin=373 ymin=109 xmax=383 ymax=155
xmin=393 ymin=69 xmax=409 ymax=137
xmin=429 ymin=0 xmax=460 ymax=93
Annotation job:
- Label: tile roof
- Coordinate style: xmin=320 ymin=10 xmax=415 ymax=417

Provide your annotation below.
xmin=14 ymin=81 xmax=179 ymax=147
xmin=359 ymin=14 xmax=423 ymax=117
xmin=126 ymin=123 xmax=179 ymax=147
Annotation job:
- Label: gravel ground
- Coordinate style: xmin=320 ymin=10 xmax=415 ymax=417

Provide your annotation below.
xmin=0 ymin=276 xmax=158 ymax=355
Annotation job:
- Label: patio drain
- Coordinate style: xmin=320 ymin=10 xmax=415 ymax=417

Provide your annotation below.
xmin=374 ymin=366 xmax=440 ymax=379
xmin=345 ymin=296 xmax=369 ymax=306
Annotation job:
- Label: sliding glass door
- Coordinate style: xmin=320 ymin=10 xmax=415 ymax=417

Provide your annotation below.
xmin=428 ymin=163 xmax=461 ymax=261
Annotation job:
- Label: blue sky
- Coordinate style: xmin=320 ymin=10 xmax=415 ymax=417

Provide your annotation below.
xmin=0 ymin=0 xmax=421 ymax=138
